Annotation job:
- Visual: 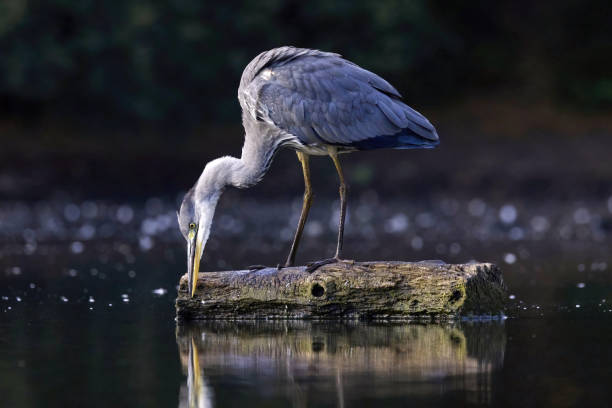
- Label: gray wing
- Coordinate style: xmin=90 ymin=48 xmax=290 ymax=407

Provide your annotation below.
xmin=251 ymin=53 xmax=438 ymax=148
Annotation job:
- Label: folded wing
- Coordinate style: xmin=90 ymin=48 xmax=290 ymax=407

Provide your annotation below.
xmin=252 ymin=50 xmax=439 ymax=150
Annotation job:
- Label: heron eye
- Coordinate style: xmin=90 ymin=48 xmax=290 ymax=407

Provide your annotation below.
xmin=189 ymin=222 xmax=196 ymax=230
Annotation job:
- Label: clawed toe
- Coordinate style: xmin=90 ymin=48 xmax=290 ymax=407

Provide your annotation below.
xmin=249 ymin=263 xmax=293 ymax=271
xmin=247 ymin=264 xmax=268 ymax=271
xmin=306 ymin=257 xmax=353 ymax=273
xmin=251 ymin=259 xmax=354 ymax=273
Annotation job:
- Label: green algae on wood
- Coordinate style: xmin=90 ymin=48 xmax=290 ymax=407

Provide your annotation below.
xmin=175 ymin=261 xmax=507 ymax=321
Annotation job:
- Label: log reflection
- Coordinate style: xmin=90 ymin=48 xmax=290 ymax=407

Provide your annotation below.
xmin=176 ymin=322 xmax=505 ymax=407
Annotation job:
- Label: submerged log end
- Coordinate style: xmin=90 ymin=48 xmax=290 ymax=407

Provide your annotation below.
xmin=175 ymin=261 xmax=507 ymax=321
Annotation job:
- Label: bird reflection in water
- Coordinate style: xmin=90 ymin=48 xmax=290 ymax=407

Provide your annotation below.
xmin=176 ymin=322 xmax=506 ymax=408
xmin=178 ymin=332 xmax=213 ymax=408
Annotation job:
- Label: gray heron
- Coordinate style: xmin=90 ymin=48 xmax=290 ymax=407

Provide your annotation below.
xmin=178 ymin=46 xmax=439 ymax=296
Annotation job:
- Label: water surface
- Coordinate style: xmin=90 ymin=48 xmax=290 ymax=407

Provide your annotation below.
xmin=1 ymin=196 xmax=611 ymax=407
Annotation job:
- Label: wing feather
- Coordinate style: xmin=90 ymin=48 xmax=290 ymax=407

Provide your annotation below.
xmin=378 ymin=99 xmax=406 ymax=128
xmin=247 ymin=48 xmax=438 ymax=148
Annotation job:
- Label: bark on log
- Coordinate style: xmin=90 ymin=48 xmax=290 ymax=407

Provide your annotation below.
xmin=175 ymin=261 xmax=507 ymax=321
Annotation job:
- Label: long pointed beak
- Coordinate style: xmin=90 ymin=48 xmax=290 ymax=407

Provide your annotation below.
xmin=187 ymin=231 xmax=202 ymax=298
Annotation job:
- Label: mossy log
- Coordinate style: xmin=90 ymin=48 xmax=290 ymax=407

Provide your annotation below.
xmin=175 ymin=261 xmax=507 ymax=321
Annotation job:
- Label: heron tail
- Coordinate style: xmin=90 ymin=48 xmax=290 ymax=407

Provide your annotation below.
xmin=350 ymin=127 xmax=440 ymax=150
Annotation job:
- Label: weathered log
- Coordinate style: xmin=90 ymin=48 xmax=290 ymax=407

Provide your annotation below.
xmin=175 ymin=261 xmax=507 ymax=321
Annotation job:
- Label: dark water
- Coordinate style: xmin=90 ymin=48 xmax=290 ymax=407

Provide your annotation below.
xmin=1 ymin=196 xmax=612 ymax=407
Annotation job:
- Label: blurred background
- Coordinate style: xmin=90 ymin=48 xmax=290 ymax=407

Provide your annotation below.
xmin=1 ymin=0 xmax=612 ymax=309
xmin=1 ymin=0 xmax=611 ymax=294
xmin=1 ymin=2 xmax=612 ymax=406
xmin=1 ymin=0 xmax=612 ymax=200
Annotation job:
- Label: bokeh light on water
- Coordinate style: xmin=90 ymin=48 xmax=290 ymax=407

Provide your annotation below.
xmin=2 ymin=174 xmax=612 ymax=406
xmin=2 ymin=192 xmax=611 ymax=317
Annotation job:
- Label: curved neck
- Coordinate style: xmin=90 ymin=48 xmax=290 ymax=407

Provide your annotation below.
xmin=233 ymin=129 xmax=281 ymax=188
xmin=188 ymin=121 xmax=288 ymax=265
xmin=196 ymin=125 xmax=285 ymax=195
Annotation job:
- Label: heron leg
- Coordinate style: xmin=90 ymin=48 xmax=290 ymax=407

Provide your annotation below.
xmin=305 ymin=149 xmax=351 ymax=273
xmin=284 ymin=151 xmax=313 ymax=267
xmin=330 ymin=150 xmax=347 ymax=259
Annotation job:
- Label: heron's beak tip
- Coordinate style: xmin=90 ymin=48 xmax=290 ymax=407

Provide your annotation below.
xmin=188 ymin=233 xmax=202 ymax=299
xmin=190 ymin=278 xmax=198 ymax=298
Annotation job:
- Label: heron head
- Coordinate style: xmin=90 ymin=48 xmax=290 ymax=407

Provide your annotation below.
xmin=178 ymin=187 xmax=220 ymax=297
xmin=178 ymin=157 xmax=238 ymax=297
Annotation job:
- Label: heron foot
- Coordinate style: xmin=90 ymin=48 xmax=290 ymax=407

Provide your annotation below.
xmin=305 ymin=257 xmax=354 ymax=273
xmin=248 ymin=264 xmax=293 ymax=272
xmin=247 ymin=264 xmax=268 ymax=271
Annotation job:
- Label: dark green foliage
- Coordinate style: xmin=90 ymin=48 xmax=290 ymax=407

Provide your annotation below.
xmin=0 ymin=0 xmax=611 ymax=126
